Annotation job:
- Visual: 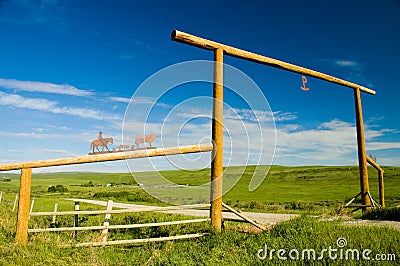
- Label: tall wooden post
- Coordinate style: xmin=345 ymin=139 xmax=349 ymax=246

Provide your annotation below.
xmin=354 ymin=88 xmax=371 ymax=212
xmin=16 ymin=167 xmax=32 ymax=245
xmin=378 ymin=170 xmax=385 ymax=207
xmin=210 ymin=48 xmax=224 ymax=232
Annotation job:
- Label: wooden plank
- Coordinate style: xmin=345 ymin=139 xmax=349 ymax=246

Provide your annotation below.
xmin=222 ymin=202 xmax=266 ymax=231
xmin=171 ymin=30 xmax=376 ymax=95
xmin=29 ymin=218 xmax=210 ymax=233
xmin=16 ymin=168 xmax=32 ymax=245
xmin=0 ymin=143 xmax=213 ymax=171
xmin=354 ymin=88 xmax=371 ymax=212
xmin=50 ymin=203 xmax=58 ymax=227
xmin=12 ymin=194 xmax=18 ymax=212
xmin=210 ymin=48 xmax=224 ymax=232
xmin=367 ymin=191 xmax=380 ymax=208
xmin=72 ymin=233 xmax=207 ymax=247
xmin=29 ymin=203 xmax=211 ymax=217
xmin=101 ymin=200 xmax=113 ymax=242
xmin=73 ymin=202 xmax=80 ymax=239
xmin=344 ymin=192 xmax=361 ymax=207
xmin=29 ymin=198 xmax=35 ymax=214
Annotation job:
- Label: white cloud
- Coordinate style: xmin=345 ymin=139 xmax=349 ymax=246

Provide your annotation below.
xmin=110 ymin=96 xmax=171 ymax=109
xmin=0 ymin=91 xmax=56 ymax=109
xmin=109 ymin=96 xmax=131 ymax=103
xmin=367 ymin=116 xmax=385 ymax=123
xmin=210 ymin=108 xmax=297 ymax=123
xmin=0 ymin=77 xmax=93 ymax=96
xmin=0 ymin=91 xmax=120 ymax=120
xmin=376 ymin=156 xmax=400 ymax=166
xmin=366 ymin=142 xmax=400 ymax=150
xmin=274 ymin=119 xmax=400 ymax=166
xmin=333 ymin=60 xmax=359 ymax=67
xmin=321 ymin=58 xmax=364 ymax=71
xmin=319 ymin=58 xmax=372 ymax=87
xmin=43 ymin=149 xmax=77 ymax=157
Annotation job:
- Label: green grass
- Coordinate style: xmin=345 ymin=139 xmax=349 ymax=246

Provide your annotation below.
xmin=1 ymin=165 xmax=399 ymax=214
xmin=153 ymin=165 xmax=400 ymax=213
xmin=0 ymin=165 xmax=399 ymax=265
xmin=0 ymin=203 xmax=399 ymax=265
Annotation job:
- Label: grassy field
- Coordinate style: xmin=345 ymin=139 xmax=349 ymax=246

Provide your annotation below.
xmin=0 ymin=165 xmax=399 ymax=265
xmin=1 ymin=165 xmax=398 ymax=213
xmin=0 ymin=203 xmax=399 ymax=265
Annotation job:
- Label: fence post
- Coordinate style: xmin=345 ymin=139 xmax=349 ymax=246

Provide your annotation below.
xmin=16 ymin=167 xmax=32 ymax=245
xmin=13 ymin=194 xmax=19 ymax=212
xmin=210 ymin=48 xmax=224 ymax=232
xmin=101 ymin=200 xmax=113 ymax=243
xmin=50 ymin=203 xmax=58 ymax=228
xmin=354 ymin=88 xmax=371 ymax=212
xmin=29 ymin=198 xmax=35 ymax=220
xmin=378 ymin=170 xmax=385 ymax=207
xmin=0 ymin=191 xmax=2 ymax=203
xmin=73 ymin=202 xmax=80 ymax=239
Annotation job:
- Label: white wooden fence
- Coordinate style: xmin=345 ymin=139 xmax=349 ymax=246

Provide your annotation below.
xmin=28 ymin=200 xmax=211 ymax=247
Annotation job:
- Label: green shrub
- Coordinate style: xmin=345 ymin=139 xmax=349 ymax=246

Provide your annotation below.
xmin=362 ymin=207 xmax=400 ymax=221
xmin=92 ymin=190 xmax=160 ymax=204
xmin=47 ymin=185 xmax=68 ymax=193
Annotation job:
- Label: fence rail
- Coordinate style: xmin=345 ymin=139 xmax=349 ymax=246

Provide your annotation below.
xmin=28 ymin=200 xmax=211 ymax=247
xmin=29 ymin=203 xmax=211 ymax=217
xmin=29 ymin=218 xmax=210 ymax=233
xmin=73 ymin=233 xmax=207 ymax=247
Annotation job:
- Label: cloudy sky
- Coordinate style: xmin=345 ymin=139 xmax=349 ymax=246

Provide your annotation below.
xmin=0 ymin=0 xmax=399 ymax=173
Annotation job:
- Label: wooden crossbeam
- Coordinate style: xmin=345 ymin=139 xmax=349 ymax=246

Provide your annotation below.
xmin=172 ymin=30 xmax=376 ymax=95
xmin=0 ymin=143 xmax=213 ymax=171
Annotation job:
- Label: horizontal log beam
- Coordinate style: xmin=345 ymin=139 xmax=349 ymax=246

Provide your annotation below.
xmin=171 ymin=30 xmax=376 ymax=95
xmin=0 ymin=143 xmax=213 ymax=171
xmin=366 ymin=156 xmax=384 ymax=173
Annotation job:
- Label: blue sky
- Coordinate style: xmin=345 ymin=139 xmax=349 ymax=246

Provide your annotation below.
xmin=0 ymin=0 xmax=399 ymax=172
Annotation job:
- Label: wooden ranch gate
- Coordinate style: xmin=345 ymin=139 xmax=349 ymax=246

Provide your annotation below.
xmin=0 ymin=29 xmax=385 ymax=245
xmin=170 ymin=29 xmax=384 ymax=213
xmin=30 ymin=200 xmax=211 ymax=247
